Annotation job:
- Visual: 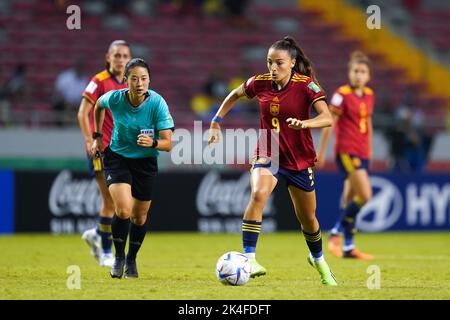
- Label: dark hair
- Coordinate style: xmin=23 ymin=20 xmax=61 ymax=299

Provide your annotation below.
xmin=348 ymin=51 xmax=371 ymax=70
xmin=270 ymin=36 xmax=321 ymax=86
xmin=124 ymin=58 xmax=151 ymax=79
xmin=105 ymin=39 xmax=132 ymax=70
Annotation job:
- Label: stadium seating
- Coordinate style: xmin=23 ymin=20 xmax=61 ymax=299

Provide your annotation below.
xmin=0 ymin=0 xmax=448 ymax=129
xmin=411 ymin=9 xmax=450 ymax=52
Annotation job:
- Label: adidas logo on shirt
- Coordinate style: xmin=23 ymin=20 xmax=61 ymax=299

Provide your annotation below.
xmin=107 ymin=175 xmax=112 ymax=181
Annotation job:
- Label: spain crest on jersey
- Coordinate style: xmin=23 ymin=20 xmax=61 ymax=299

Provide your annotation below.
xmin=270 ymin=103 xmax=279 ymax=116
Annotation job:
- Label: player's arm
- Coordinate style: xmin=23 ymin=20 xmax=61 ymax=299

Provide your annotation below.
xmin=77 ymin=97 xmax=94 ymax=156
xmin=287 ymin=100 xmax=332 ymax=130
xmin=208 ymin=83 xmax=246 ymax=145
xmin=155 ymin=129 xmax=173 ymax=152
xmin=368 ymin=116 xmax=373 ymax=160
xmin=91 ymin=100 xmax=105 ymax=154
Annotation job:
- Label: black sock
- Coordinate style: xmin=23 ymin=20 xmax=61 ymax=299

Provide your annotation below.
xmin=97 ymin=216 xmax=113 ymax=254
xmin=340 ymin=199 xmax=363 ymax=249
xmin=303 ymin=229 xmax=323 ymax=259
xmin=111 ymin=215 xmax=130 ymax=259
xmin=127 ymin=223 xmax=147 ymax=261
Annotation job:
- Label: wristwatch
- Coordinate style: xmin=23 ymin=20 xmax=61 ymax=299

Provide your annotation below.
xmin=92 ymin=131 xmax=103 ymax=139
xmin=151 ymin=139 xmax=158 ymax=149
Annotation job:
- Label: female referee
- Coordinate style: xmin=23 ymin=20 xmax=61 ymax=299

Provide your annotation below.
xmin=78 ymin=40 xmax=131 ymax=268
xmin=91 ymin=58 xmax=174 ymax=279
xmin=317 ymin=51 xmax=375 ymax=260
xmin=208 ymin=36 xmax=337 ymax=286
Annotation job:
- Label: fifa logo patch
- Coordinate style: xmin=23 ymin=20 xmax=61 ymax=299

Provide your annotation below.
xmin=307 ymin=82 xmax=321 ymax=93
xmin=140 ymin=129 xmax=154 ymax=137
xmin=270 ymin=103 xmax=279 ymax=116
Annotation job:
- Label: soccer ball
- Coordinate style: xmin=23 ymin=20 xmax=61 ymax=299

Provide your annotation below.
xmin=215 ymin=251 xmax=251 ymax=286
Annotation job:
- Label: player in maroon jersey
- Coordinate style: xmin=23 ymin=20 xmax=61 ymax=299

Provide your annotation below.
xmin=208 ymin=36 xmax=337 ymax=286
xmin=317 ymin=51 xmax=375 ymax=260
xmin=77 ymin=40 xmax=132 ymax=267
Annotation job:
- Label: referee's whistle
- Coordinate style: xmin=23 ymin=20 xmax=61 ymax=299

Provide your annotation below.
xmin=93 ymin=151 xmax=102 ymax=172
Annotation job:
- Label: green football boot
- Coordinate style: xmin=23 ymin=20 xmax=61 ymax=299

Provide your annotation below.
xmin=307 ymin=254 xmax=338 ymax=286
xmin=249 ymin=258 xmax=267 ymax=278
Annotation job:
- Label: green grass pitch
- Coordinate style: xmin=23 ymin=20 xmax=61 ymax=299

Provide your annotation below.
xmin=0 ymin=232 xmax=449 ymax=300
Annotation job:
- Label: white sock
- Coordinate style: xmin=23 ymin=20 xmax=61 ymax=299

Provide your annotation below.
xmin=244 ymin=252 xmax=255 ymax=259
xmin=314 ymin=255 xmax=325 ymax=263
xmin=310 ymin=253 xmax=324 ymax=263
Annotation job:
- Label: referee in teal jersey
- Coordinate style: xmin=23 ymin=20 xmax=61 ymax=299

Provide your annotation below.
xmin=91 ymin=58 xmax=174 ymax=279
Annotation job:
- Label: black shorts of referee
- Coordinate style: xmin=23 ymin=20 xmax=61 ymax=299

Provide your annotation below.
xmin=102 ymin=146 xmax=157 ymax=201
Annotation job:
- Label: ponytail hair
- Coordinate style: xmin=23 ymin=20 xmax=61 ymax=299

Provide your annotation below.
xmin=348 ymin=50 xmax=371 ymax=70
xmin=270 ymin=35 xmax=321 ymax=87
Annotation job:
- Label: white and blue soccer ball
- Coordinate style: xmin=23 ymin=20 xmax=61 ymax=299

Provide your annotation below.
xmin=216 ymin=251 xmax=251 ymax=286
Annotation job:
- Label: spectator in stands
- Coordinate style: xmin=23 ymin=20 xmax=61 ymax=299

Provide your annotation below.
xmin=0 ymin=64 xmax=27 ymax=126
xmin=106 ymin=0 xmax=130 ymax=14
xmin=203 ymin=0 xmax=222 ymax=17
xmin=204 ymin=70 xmax=228 ymax=101
xmin=52 ymin=59 xmax=89 ymax=126
xmin=223 ymin=0 xmax=251 ymax=29
xmin=0 ymin=64 xmax=27 ymax=103
xmin=228 ymin=65 xmax=258 ymax=116
xmin=191 ymin=70 xmax=228 ymax=121
xmin=160 ymin=0 xmax=204 ymax=18
xmin=190 ymin=93 xmax=212 ymax=121
xmin=386 ymin=105 xmax=432 ymax=173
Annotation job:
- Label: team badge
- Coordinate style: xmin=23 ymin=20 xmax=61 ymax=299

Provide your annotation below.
xmin=270 ymin=103 xmax=279 ymax=116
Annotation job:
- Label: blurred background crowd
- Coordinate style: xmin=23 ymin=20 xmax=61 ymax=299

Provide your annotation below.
xmin=0 ymin=0 xmax=449 ymax=173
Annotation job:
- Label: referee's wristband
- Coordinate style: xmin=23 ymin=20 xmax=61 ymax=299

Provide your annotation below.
xmin=212 ymin=115 xmax=222 ymax=123
xmin=92 ymin=131 xmax=103 ymax=139
xmin=151 ymin=139 xmax=158 ymax=149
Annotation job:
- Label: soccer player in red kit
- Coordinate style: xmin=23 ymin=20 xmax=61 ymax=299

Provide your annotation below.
xmin=208 ymin=36 xmax=337 ymax=286
xmin=317 ymin=51 xmax=374 ymax=260
xmin=77 ymin=40 xmax=131 ymax=267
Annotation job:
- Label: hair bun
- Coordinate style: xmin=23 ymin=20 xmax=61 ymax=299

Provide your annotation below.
xmin=283 ymin=36 xmax=293 ymax=44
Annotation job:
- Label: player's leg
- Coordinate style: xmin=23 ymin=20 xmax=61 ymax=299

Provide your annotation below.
xmin=243 ymin=166 xmax=278 ymax=277
xmin=81 ymin=156 xmax=103 ymax=262
xmin=287 ymin=186 xmax=321 ymax=256
xmin=328 ymin=178 xmax=354 ymax=257
xmin=124 ymin=199 xmax=151 ymax=279
xmin=341 ymin=169 xmax=374 ymax=259
xmin=287 ymin=185 xmax=337 ymax=286
xmin=94 ymin=172 xmax=115 ymax=266
xmin=330 ymin=178 xmax=354 ymax=234
xmin=123 ymin=157 xmax=156 ymax=278
xmin=108 ymin=183 xmax=133 ymax=278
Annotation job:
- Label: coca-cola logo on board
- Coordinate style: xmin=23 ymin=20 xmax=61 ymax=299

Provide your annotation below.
xmin=196 ymin=171 xmax=275 ymax=217
xmin=48 ymin=170 xmax=101 ymax=216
